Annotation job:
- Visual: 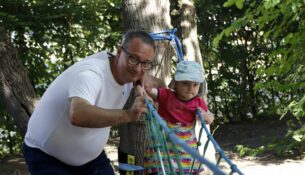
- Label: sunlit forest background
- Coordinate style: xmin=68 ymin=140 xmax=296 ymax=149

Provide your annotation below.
xmin=0 ymin=0 xmax=304 ymax=160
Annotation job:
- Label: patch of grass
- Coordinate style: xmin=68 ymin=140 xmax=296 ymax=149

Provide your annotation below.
xmin=235 ymin=136 xmax=304 ymax=158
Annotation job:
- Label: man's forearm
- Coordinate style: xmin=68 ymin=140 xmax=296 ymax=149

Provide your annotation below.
xmin=69 ymin=97 xmax=131 ymax=128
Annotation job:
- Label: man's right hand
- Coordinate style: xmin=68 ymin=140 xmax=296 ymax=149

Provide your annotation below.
xmin=127 ymin=95 xmax=148 ymax=122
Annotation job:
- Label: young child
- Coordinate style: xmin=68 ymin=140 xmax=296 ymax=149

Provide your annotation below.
xmin=144 ymin=60 xmax=214 ymax=174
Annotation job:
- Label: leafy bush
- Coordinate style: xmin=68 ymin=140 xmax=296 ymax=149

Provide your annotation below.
xmin=0 ymin=111 xmax=23 ymax=157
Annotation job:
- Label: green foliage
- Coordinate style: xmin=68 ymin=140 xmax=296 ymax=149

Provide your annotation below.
xmin=0 ymin=0 xmax=122 ymax=95
xmin=204 ymin=0 xmax=305 ymax=120
xmin=223 ymin=0 xmax=245 ymax=9
xmin=236 ymin=133 xmax=304 ymax=158
xmin=196 ymin=0 xmax=263 ymax=122
xmin=281 ymin=95 xmax=305 ymax=120
xmin=215 ymin=0 xmax=305 ymax=155
xmin=0 ymin=0 xmax=122 ymax=154
xmin=0 ymin=103 xmax=23 ymax=156
xmin=236 ymin=145 xmax=264 ymax=157
xmin=263 ymin=0 xmax=281 ymax=9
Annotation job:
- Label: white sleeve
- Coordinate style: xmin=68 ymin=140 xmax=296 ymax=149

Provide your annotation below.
xmin=68 ymin=71 xmax=102 ymax=105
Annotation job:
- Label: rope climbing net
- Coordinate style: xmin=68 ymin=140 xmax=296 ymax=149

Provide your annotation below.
xmin=145 ymin=29 xmax=244 ymax=175
xmin=144 ymin=99 xmax=244 ymax=175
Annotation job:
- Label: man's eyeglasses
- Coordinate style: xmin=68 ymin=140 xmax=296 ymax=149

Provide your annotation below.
xmin=121 ymin=47 xmax=153 ymax=70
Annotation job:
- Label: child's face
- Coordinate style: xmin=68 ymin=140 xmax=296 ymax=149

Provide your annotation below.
xmin=175 ymin=81 xmax=200 ymax=101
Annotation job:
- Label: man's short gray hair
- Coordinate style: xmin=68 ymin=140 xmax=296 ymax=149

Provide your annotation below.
xmin=121 ymin=30 xmax=156 ymax=51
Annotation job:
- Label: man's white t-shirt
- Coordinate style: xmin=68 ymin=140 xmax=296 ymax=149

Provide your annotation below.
xmin=24 ymin=51 xmax=133 ymax=166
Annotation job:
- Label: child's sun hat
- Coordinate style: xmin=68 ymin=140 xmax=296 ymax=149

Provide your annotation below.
xmin=174 ymin=61 xmax=205 ymax=83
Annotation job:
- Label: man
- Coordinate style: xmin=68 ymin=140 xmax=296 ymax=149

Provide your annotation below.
xmin=23 ymin=30 xmax=157 ymax=174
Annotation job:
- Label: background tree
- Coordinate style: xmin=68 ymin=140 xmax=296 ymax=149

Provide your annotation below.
xmin=194 ymin=0 xmax=256 ymax=122
xmin=0 ymin=0 xmax=122 ymax=155
xmin=178 ymin=0 xmax=217 ymax=166
xmin=0 ymin=27 xmax=36 ymax=136
xmin=119 ymin=0 xmax=173 ymax=171
xmin=208 ymin=0 xmax=305 ymax=155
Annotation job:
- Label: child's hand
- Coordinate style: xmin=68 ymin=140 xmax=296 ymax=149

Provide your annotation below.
xmin=141 ymin=73 xmax=166 ymax=92
xmin=134 ymin=84 xmax=153 ymax=103
xmin=134 ymin=84 xmax=145 ymax=97
xmin=197 ymin=107 xmax=214 ymax=125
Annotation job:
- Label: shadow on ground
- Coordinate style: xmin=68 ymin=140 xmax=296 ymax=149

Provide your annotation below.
xmin=1 ymin=118 xmax=304 ymax=175
xmin=213 ymin=118 xmax=303 ymax=163
xmin=0 ymin=156 xmax=29 ymax=175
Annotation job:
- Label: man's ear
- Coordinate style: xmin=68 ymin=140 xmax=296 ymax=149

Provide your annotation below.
xmin=112 ymin=46 xmax=123 ymax=64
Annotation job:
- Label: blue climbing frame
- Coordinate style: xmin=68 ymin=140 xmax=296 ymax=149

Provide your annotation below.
xmin=149 ymin=28 xmax=184 ymax=62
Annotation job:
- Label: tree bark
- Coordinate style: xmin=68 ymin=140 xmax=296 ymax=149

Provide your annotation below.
xmin=179 ymin=0 xmax=202 ymax=64
xmin=119 ymin=0 xmax=172 ymax=174
xmin=179 ymin=0 xmax=208 ymax=96
xmin=179 ymin=0 xmax=216 ymax=171
xmin=0 ymin=26 xmax=37 ymax=136
xmin=122 ymin=0 xmax=173 ymax=84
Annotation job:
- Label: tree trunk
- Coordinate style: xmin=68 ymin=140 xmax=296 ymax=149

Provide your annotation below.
xmin=179 ymin=0 xmax=202 ymax=64
xmin=248 ymin=72 xmax=257 ymax=117
xmin=119 ymin=0 xmax=172 ymax=174
xmin=179 ymin=0 xmax=216 ymax=171
xmin=179 ymin=0 xmax=207 ymax=96
xmin=0 ymin=26 xmax=37 ymax=136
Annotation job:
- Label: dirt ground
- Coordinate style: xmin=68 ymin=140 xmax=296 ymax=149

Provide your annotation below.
xmin=1 ymin=119 xmax=304 ymax=175
xmin=212 ymin=119 xmax=305 ymax=175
